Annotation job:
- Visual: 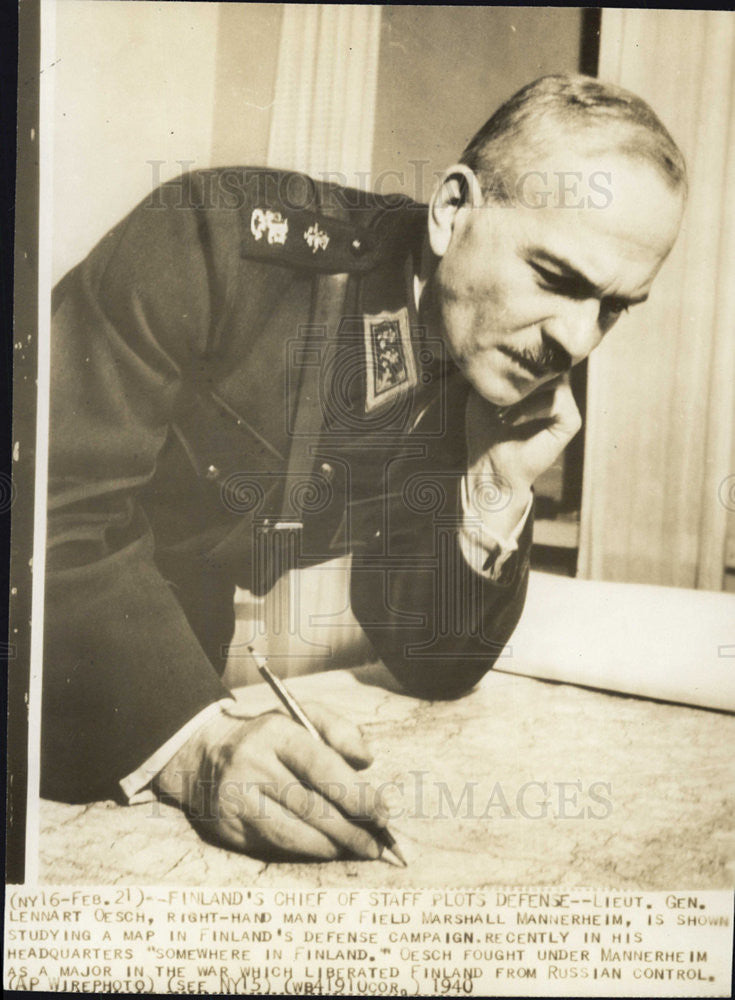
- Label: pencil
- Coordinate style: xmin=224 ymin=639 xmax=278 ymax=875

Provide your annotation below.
xmin=249 ymin=646 xmax=407 ymax=868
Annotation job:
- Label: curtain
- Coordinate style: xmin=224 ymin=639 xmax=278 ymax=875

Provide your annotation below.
xmin=579 ymin=10 xmax=735 ymax=590
xmin=266 ymin=4 xmax=381 ymax=186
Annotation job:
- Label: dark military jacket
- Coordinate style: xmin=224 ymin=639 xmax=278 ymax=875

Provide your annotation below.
xmin=43 ymin=168 xmax=533 ymax=802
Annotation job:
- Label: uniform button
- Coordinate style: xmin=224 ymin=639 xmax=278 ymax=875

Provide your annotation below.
xmin=205 ymin=464 xmax=220 ymax=480
xmin=319 ymin=462 xmax=334 ymax=482
xmin=350 ymin=237 xmax=364 ymax=255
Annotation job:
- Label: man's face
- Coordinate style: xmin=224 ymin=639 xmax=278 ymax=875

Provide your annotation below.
xmin=428 ymin=150 xmax=685 ymax=406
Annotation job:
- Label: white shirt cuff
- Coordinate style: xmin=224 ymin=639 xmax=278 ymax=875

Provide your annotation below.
xmin=119 ymin=698 xmax=234 ymax=804
xmin=459 ymin=476 xmax=532 ymax=582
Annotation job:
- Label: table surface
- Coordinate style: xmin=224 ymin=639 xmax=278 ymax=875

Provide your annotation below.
xmin=39 ymin=663 xmax=735 ymax=888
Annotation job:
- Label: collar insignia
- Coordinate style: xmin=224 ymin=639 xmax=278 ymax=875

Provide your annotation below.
xmin=363 ymin=307 xmax=417 ymax=413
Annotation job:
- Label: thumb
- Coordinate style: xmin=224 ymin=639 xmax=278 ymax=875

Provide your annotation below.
xmin=300 ymin=701 xmax=374 ymax=770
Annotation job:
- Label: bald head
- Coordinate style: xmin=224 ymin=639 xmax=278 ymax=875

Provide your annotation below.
xmin=461 ymin=74 xmax=687 ymax=205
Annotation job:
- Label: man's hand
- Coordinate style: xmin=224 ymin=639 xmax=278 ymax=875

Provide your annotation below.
xmin=465 ymin=373 xmax=582 ymax=537
xmin=152 ymin=704 xmax=389 ymax=861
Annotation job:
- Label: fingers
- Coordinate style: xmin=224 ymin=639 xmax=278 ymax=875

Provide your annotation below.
xmin=275 ymin=723 xmax=389 ymax=830
xmin=300 ymin=701 xmax=374 ymax=769
xmin=261 ymin=762 xmax=383 ymax=860
xmin=214 ymin=787 xmax=345 ymax=861
xmin=502 ymin=375 xmax=581 ymax=438
xmin=546 ymin=377 xmax=582 ymax=439
xmin=189 ymin=708 xmax=389 ymax=862
xmin=500 ymin=373 xmax=566 ymax=421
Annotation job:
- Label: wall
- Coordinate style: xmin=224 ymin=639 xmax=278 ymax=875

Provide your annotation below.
xmin=52 ymin=1 xmax=219 ymax=282
xmin=210 ymin=3 xmax=282 ymax=169
xmin=371 ymin=7 xmax=583 ymax=203
xmin=51 ymin=1 xmax=282 ymax=283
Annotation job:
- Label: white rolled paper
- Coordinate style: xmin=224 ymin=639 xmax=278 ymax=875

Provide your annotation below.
xmin=496 ymin=571 xmax=735 ymax=711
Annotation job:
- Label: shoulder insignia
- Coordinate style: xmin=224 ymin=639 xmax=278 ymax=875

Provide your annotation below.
xmin=304 ymin=222 xmax=330 ymax=254
xmin=363 ymin=307 xmax=417 ymax=413
xmin=237 ymin=169 xmax=411 ymax=273
xmin=250 ymin=208 xmax=289 ymax=245
xmin=242 ymin=202 xmax=376 ymax=271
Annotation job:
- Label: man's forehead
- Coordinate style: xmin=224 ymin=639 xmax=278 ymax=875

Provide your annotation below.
xmin=502 ymin=146 xmax=683 ymax=249
xmin=508 ymin=141 xmax=669 ymax=207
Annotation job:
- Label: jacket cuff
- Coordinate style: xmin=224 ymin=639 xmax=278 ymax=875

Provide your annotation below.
xmin=119 ymin=697 xmax=234 ymax=804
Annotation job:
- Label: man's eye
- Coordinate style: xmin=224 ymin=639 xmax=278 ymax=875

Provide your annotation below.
xmin=530 ymin=262 xmax=585 ymax=298
xmin=531 ymin=262 xmax=564 ymax=288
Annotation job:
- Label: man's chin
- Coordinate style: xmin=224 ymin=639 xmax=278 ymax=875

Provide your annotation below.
xmin=466 ymin=371 xmax=535 ymax=408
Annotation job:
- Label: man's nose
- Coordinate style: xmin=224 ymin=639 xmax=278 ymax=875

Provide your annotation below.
xmin=542 ymin=298 xmax=602 ymax=365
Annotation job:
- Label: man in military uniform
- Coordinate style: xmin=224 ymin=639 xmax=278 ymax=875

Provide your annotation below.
xmin=43 ymin=75 xmax=686 ymax=861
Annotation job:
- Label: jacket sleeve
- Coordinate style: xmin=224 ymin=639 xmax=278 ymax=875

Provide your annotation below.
xmin=42 ymin=176 xmax=239 ymax=802
xmin=349 ymin=398 xmax=534 ymax=700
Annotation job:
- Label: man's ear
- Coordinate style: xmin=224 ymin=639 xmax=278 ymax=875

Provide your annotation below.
xmin=428 ymin=164 xmax=484 ymax=258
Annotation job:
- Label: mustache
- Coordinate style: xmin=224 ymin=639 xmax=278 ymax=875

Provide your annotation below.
xmin=498 ymin=339 xmax=572 ymax=378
